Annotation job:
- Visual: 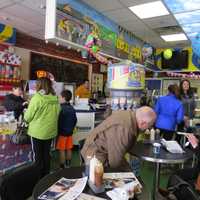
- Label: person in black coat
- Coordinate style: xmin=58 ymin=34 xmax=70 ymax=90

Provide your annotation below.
xmin=3 ymin=86 xmax=27 ymax=120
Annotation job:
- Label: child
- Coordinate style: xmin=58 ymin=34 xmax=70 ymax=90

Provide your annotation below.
xmin=56 ymin=90 xmax=77 ymax=168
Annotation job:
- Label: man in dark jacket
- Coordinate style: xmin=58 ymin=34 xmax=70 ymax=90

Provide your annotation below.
xmin=3 ymin=86 xmax=26 ymax=120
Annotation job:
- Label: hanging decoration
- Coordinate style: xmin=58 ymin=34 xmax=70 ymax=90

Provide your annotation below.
xmin=166 ymin=72 xmax=200 ymax=80
xmin=82 ymin=31 xmax=109 ymax=64
xmin=142 ymin=44 xmax=153 ymax=58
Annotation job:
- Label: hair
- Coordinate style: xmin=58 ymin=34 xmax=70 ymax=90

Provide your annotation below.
xmin=36 ymin=77 xmax=55 ymax=95
xmin=179 ymin=79 xmax=193 ymax=97
xmin=12 ymin=83 xmax=22 ymax=90
xmin=136 ymin=106 xmax=157 ymax=128
xmin=168 ymin=84 xmax=180 ymax=99
xmin=61 ymin=90 xmax=72 ymax=102
xmin=83 ymin=79 xmax=89 ymax=83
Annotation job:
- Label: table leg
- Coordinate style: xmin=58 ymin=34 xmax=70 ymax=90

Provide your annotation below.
xmin=152 ymin=162 xmax=160 ymax=200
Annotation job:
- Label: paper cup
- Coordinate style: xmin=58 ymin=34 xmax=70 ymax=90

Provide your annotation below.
xmin=153 ymin=143 xmax=161 ymax=154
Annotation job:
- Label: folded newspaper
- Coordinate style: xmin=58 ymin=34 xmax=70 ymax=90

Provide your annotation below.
xmin=104 ymin=172 xmax=142 ymax=200
xmin=161 ymin=139 xmax=185 ymax=153
xmin=38 ymin=177 xmax=87 ymax=200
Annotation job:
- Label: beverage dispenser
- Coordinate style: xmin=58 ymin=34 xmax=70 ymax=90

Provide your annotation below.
xmin=107 ymin=60 xmax=145 ymax=110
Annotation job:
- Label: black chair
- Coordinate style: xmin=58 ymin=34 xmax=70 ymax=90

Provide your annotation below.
xmin=0 ymin=163 xmax=41 ymax=200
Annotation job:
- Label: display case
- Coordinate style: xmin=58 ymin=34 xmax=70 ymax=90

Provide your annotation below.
xmin=0 ymin=45 xmax=21 ymax=102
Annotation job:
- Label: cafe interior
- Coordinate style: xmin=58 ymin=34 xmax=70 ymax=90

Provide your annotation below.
xmin=1 ymin=0 xmax=200 ymax=200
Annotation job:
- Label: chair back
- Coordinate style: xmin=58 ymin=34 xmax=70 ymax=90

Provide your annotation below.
xmin=0 ymin=163 xmax=40 ymax=200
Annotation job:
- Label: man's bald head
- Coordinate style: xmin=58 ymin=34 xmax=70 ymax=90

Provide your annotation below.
xmin=135 ymin=106 xmax=156 ymax=130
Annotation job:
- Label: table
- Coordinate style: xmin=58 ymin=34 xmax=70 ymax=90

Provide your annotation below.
xmin=33 ymin=166 xmax=150 ymax=200
xmin=0 ymin=133 xmax=32 ymax=175
xmin=129 ymin=142 xmax=194 ymax=200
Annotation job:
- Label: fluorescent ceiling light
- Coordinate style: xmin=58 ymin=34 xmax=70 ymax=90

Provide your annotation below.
xmin=129 ymin=1 xmax=169 ymax=19
xmin=161 ymin=33 xmax=188 ymax=42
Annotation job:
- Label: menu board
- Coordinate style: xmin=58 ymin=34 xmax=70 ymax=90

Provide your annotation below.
xmin=30 ymin=53 xmax=88 ymax=86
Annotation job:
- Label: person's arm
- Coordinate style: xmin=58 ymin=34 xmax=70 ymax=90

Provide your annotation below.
xmin=176 ymin=104 xmax=184 ymax=124
xmin=73 ymin=112 xmax=77 ymax=127
xmin=154 ymin=98 xmax=160 ymax=115
xmin=75 ymin=86 xmax=81 ymax=97
xmin=192 ymin=96 xmax=197 ymax=117
xmin=24 ymin=96 xmax=40 ymax=123
xmin=107 ymin=125 xmax=132 ymax=168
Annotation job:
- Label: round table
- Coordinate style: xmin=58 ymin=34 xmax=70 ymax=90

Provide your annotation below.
xmin=33 ymin=166 xmax=150 ymax=200
xmin=129 ymin=142 xmax=194 ymax=200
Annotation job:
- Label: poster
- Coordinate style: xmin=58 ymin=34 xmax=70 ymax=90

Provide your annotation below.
xmin=92 ymin=73 xmax=103 ymax=93
xmin=28 ymin=80 xmax=37 ymax=95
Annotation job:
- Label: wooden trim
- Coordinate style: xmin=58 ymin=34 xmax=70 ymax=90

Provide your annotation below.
xmin=31 ymin=50 xmax=89 ymax=66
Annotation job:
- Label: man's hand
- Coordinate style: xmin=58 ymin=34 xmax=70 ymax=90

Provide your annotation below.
xmin=186 ymin=133 xmax=199 ymax=149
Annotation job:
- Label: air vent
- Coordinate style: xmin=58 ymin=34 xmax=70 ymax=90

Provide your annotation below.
xmin=153 ymin=25 xmax=183 ymax=35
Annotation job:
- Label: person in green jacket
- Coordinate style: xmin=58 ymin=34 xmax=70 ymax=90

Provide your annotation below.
xmin=24 ymin=77 xmax=60 ymax=177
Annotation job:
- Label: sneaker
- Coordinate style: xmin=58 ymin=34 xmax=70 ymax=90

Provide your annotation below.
xmin=60 ymin=164 xmax=65 ymax=169
xmin=65 ymin=160 xmax=71 ymax=168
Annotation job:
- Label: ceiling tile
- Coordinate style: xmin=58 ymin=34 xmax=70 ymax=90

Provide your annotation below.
xmin=2 ymin=3 xmax=45 ymax=26
xmin=81 ymin=0 xmax=123 ymax=12
xmin=21 ymin=0 xmax=46 ymax=15
xmin=0 ymin=0 xmax=13 ymax=9
xmin=119 ymin=0 xmax=157 ymax=7
xmin=143 ymin=15 xmax=178 ymax=29
xmin=164 ymin=0 xmax=200 ymax=14
xmin=103 ymin=8 xmax=137 ymax=23
xmin=0 ymin=11 xmax=41 ymax=32
xmin=29 ymin=31 xmax=45 ymax=40
xmin=121 ymin=19 xmax=148 ymax=31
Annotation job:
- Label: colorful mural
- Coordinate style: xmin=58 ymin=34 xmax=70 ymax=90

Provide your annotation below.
xmin=56 ymin=0 xmax=143 ymax=61
xmin=0 ymin=24 xmax=16 ymax=45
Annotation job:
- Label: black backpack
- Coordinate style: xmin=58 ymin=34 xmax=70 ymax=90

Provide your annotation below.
xmin=167 ymin=175 xmax=200 ymax=200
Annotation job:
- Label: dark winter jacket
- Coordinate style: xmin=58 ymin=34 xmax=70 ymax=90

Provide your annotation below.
xmin=3 ymin=94 xmax=25 ymax=120
xmin=58 ymin=103 xmax=77 ymax=136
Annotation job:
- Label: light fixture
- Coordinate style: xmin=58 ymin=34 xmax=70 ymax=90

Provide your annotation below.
xmin=129 ymin=1 xmax=169 ymax=19
xmin=160 ymin=33 xmax=188 ymax=42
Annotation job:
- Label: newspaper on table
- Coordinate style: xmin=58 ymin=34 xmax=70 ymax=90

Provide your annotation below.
xmin=103 ymin=172 xmax=142 ymax=200
xmin=38 ymin=177 xmax=87 ymax=200
xmin=76 ymin=193 xmax=107 ymax=200
xmin=161 ymin=139 xmax=185 ymax=153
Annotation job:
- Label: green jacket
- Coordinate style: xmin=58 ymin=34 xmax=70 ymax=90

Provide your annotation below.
xmin=24 ymin=92 xmax=60 ymax=140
